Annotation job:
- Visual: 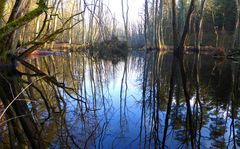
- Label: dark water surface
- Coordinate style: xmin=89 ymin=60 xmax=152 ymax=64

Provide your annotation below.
xmin=0 ymin=51 xmax=240 ymax=148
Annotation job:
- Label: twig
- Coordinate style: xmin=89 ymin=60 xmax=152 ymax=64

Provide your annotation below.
xmin=0 ymin=114 xmax=27 ymax=126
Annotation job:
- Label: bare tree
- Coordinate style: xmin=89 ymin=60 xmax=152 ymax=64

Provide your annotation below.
xmin=162 ymin=0 xmax=196 ymax=148
xmin=232 ymin=0 xmax=240 ymax=49
xmin=121 ymin=0 xmax=129 ymax=43
xmin=144 ymin=0 xmax=150 ymax=49
xmin=0 ymin=0 xmax=48 ymax=59
xmin=196 ymin=0 xmax=206 ymax=50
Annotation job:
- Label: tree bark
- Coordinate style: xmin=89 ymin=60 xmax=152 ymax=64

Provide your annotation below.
xmin=177 ymin=0 xmax=196 ymax=148
xmin=196 ymin=0 xmax=206 ymax=50
xmin=232 ymin=0 xmax=240 ymax=49
xmin=158 ymin=0 xmax=164 ymax=47
xmin=0 ymin=0 xmax=47 ymax=57
xmin=0 ymin=0 xmax=7 ymax=27
xmin=178 ymin=0 xmax=195 ymax=58
xmin=172 ymin=0 xmax=178 ymax=50
xmin=0 ymin=0 xmax=47 ymax=39
xmin=144 ymin=0 xmax=150 ymax=48
xmin=4 ymin=0 xmax=31 ymax=54
xmin=154 ymin=0 xmax=158 ymax=48
xmin=0 ymin=70 xmax=45 ymax=148
xmin=162 ymin=0 xmax=196 ymax=148
xmin=162 ymin=0 xmax=178 ymax=148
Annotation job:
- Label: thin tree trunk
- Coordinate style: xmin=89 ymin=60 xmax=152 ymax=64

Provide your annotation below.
xmin=159 ymin=0 xmax=164 ymax=47
xmin=161 ymin=57 xmax=177 ymax=148
xmin=172 ymin=0 xmax=178 ymax=50
xmin=3 ymin=0 xmax=31 ymax=54
xmin=162 ymin=0 xmax=178 ymax=148
xmin=177 ymin=0 xmax=196 ymax=148
xmin=69 ymin=0 xmax=76 ymax=45
xmin=196 ymin=0 xmax=206 ymax=50
xmin=121 ymin=0 xmax=129 ymax=43
xmin=178 ymin=0 xmax=195 ymax=58
xmin=144 ymin=0 xmax=150 ymax=49
xmin=232 ymin=0 xmax=240 ymax=49
xmin=87 ymin=0 xmax=98 ymax=44
xmin=162 ymin=0 xmax=196 ymax=148
xmin=154 ymin=0 xmax=159 ymax=48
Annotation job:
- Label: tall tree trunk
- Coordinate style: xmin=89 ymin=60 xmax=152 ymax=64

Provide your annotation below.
xmin=162 ymin=0 xmax=196 ymax=148
xmin=177 ymin=0 xmax=196 ymax=148
xmin=162 ymin=0 xmax=178 ymax=148
xmin=154 ymin=0 xmax=159 ymax=48
xmin=178 ymin=0 xmax=185 ymax=35
xmin=144 ymin=0 xmax=150 ymax=49
xmin=232 ymin=0 xmax=240 ymax=49
xmin=158 ymin=0 xmax=165 ymax=48
xmin=68 ymin=0 xmax=76 ymax=45
xmin=81 ymin=8 xmax=85 ymax=44
xmin=121 ymin=0 xmax=129 ymax=44
xmin=178 ymin=0 xmax=195 ymax=58
xmin=87 ymin=0 xmax=98 ymax=44
xmin=172 ymin=0 xmax=178 ymax=50
xmin=196 ymin=0 xmax=206 ymax=50
xmin=3 ymin=0 xmax=31 ymax=54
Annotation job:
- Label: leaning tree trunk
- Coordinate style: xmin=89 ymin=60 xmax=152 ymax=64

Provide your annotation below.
xmin=3 ymin=0 xmax=31 ymax=55
xmin=0 ymin=0 xmax=47 ymax=59
xmin=162 ymin=0 xmax=196 ymax=148
xmin=178 ymin=0 xmax=195 ymax=59
xmin=0 ymin=0 xmax=47 ymax=147
xmin=0 ymin=0 xmax=7 ymax=27
xmin=177 ymin=0 xmax=196 ymax=148
xmin=161 ymin=0 xmax=178 ymax=148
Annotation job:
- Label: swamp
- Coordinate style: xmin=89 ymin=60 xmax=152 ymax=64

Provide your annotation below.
xmin=0 ymin=0 xmax=240 ymax=148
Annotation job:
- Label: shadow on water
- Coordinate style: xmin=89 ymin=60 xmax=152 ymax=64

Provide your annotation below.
xmin=0 ymin=50 xmax=240 ymax=148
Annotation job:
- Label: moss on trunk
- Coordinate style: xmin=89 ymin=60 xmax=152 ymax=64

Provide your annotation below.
xmin=0 ymin=0 xmax=7 ymax=27
xmin=0 ymin=0 xmax=47 ymax=57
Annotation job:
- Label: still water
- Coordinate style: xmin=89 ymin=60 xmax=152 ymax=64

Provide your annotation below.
xmin=0 ymin=51 xmax=240 ymax=148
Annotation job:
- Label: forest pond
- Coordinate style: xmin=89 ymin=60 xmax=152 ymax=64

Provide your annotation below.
xmin=0 ymin=50 xmax=240 ymax=148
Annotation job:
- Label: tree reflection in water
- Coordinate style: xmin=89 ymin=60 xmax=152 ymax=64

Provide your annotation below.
xmin=0 ymin=51 xmax=239 ymax=148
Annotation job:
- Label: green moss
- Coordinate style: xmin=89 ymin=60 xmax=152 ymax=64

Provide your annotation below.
xmin=0 ymin=6 xmax=46 ymax=39
xmin=0 ymin=0 xmax=47 ymax=57
xmin=0 ymin=0 xmax=7 ymax=21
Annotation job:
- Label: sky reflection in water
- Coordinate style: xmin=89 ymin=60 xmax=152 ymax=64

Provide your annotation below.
xmin=13 ymin=51 xmax=240 ymax=148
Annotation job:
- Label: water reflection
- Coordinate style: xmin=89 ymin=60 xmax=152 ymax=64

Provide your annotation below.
xmin=0 ymin=51 xmax=239 ymax=148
